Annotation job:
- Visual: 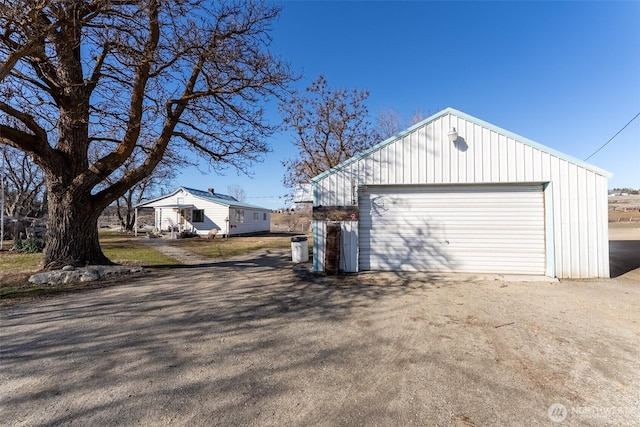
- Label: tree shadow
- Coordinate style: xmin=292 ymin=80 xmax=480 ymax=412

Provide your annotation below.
xmin=367 ymin=223 xmax=459 ymax=272
xmin=359 ymin=193 xmax=459 ymax=273
xmin=0 ymin=247 xmax=478 ymax=425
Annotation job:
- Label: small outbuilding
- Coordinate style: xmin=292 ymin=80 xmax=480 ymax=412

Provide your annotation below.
xmin=137 ymin=186 xmax=271 ymax=237
xmin=311 ymin=108 xmax=611 ymax=278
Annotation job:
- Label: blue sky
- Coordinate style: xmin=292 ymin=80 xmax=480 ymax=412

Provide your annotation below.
xmin=178 ymin=0 xmax=640 ymax=209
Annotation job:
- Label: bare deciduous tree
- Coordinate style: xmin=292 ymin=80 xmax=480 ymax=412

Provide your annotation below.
xmin=226 ymin=184 xmax=247 ymax=202
xmin=375 ymin=108 xmax=430 ymax=141
xmin=2 ymin=146 xmax=46 ymax=217
xmin=410 ymin=109 xmax=427 ymax=126
xmin=375 ymin=108 xmax=403 ymax=140
xmin=107 ymin=153 xmax=176 ymax=231
xmin=279 ymin=75 xmax=377 ymax=190
xmin=0 ymin=0 xmax=294 ymax=268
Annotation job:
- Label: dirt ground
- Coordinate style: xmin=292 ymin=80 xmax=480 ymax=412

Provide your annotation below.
xmin=1 ymin=248 xmax=639 ymax=426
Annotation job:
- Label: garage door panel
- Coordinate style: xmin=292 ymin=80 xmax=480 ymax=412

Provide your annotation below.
xmin=362 ymin=246 xmax=546 ymax=257
xmin=360 ymin=251 xmax=545 ymax=273
xmin=360 ymin=214 xmax=544 ymax=223
xmin=363 ymin=253 xmax=544 ymax=274
xmin=359 ymin=185 xmax=546 ymax=274
xmin=362 ymin=223 xmax=545 ymax=232
xmin=363 ymin=241 xmax=544 ymax=252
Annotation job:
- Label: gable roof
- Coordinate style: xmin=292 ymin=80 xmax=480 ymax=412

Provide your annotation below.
xmin=137 ymin=186 xmax=270 ymax=210
xmin=311 ymin=107 xmax=612 ymax=183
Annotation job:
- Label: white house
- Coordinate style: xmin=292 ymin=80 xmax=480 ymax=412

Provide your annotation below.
xmin=137 ymin=187 xmax=271 ymax=237
xmin=311 ymin=108 xmax=612 ymax=278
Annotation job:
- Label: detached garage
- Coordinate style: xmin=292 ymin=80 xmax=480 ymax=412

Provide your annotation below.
xmin=311 ymin=108 xmax=611 ymax=278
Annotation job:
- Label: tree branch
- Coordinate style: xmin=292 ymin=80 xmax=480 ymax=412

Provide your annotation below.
xmin=87 ymin=0 xmax=161 ymax=184
xmin=0 ymin=38 xmax=41 ymax=82
xmin=0 ymin=101 xmax=48 ymax=151
xmin=86 ymin=42 xmax=109 ymax=93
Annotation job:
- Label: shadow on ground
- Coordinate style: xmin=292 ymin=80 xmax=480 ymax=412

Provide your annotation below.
xmin=609 ymin=240 xmax=640 ymax=277
xmin=1 ymin=249 xmax=638 ymax=426
xmin=1 ymin=251 xmax=462 ymax=426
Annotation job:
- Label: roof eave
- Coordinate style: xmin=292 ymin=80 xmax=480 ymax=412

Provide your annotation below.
xmin=135 ymin=187 xmax=184 ymax=208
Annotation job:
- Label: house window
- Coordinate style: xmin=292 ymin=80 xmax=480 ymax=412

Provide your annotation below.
xmin=192 ymin=209 xmax=204 ymax=223
xmin=235 ymin=209 xmax=244 ymax=223
xmin=253 ymin=212 xmax=259 ymax=221
xmin=263 ymin=212 xmax=267 ymax=221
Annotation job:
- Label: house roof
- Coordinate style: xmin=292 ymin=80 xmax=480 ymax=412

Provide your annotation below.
xmin=137 ymin=186 xmax=270 ymax=211
xmin=310 ymin=107 xmax=612 ymax=183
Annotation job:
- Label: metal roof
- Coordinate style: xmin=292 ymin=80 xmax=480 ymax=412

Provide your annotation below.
xmin=137 ymin=186 xmax=270 ymax=210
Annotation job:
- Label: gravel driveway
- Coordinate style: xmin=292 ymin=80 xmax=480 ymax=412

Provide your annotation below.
xmin=1 ymin=249 xmax=639 ymax=426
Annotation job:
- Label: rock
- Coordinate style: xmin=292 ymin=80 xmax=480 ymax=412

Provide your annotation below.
xmin=28 ymin=272 xmax=50 ymax=284
xmin=49 ymin=271 xmax=68 ymax=285
xmin=63 ymin=272 xmax=83 ymax=284
xmin=28 ymin=265 xmax=146 ymax=286
xmin=86 ymin=266 xmax=101 ymax=274
xmin=80 ymin=272 xmax=100 ymax=282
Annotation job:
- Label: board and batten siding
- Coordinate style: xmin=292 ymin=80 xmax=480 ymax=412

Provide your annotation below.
xmin=312 ymin=109 xmax=610 ymax=278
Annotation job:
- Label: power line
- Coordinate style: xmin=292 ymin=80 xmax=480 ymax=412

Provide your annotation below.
xmin=584 ymin=112 xmax=640 ymax=161
xmin=246 ymin=195 xmax=285 ymax=199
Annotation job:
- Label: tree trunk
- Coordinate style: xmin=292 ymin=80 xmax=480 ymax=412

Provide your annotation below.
xmin=43 ymin=188 xmax=112 ymax=270
xmin=125 ymin=210 xmax=134 ymax=231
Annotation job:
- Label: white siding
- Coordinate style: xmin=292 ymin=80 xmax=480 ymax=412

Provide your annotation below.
xmin=155 ymin=207 xmax=181 ymax=232
xmin=196 ymin=203 xmax=229 ymax=235
xmin=229 ymin=208 xmax=271 ymax=235
xmin=313 ymin=221 xmax=358 ymax=273
xmin=142 ymin=188 xmax=270 ymax=236
xmin=144 ymin=189 xmax=230 ymax=236
xmin=312 ymin=110 xmax=610 ymax=278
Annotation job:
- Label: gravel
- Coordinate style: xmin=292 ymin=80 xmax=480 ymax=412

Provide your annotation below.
xmin=1 ymin=249 xmax=639 ymax=426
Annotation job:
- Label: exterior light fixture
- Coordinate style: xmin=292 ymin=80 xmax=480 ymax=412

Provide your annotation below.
xmin=447 ymin=127 xmax=458 ymax=143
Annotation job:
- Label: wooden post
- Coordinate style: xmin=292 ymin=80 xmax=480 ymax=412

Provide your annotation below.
xmin=325 ymin=223 xmax=341 ymax=275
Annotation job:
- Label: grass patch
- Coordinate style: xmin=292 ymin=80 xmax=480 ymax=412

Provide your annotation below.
xmin=171 ymin=234 xmax=302 ymax=258
xmin=0 ymin=251 xmax=43 ymax=273
xmin=100 ymin=237 xmax=179 ymax=266
xmin=0 ymin=233 xmax=178 ymax=272
xmin=0 ymin=257 xmax=92 ymax=302
xmin=98 ymin=230 xmax=179 ymax=265
xmin=1 ymin=233 xmax=177 ymax=302
xmin=1 ymin=243 xmax=46 ymax=301
xmin=0 ymin=232 xmax=306 ymax=302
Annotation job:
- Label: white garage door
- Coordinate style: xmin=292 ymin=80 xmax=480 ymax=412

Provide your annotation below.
xmin=359 ymin=184 xmax=546 ymax=274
